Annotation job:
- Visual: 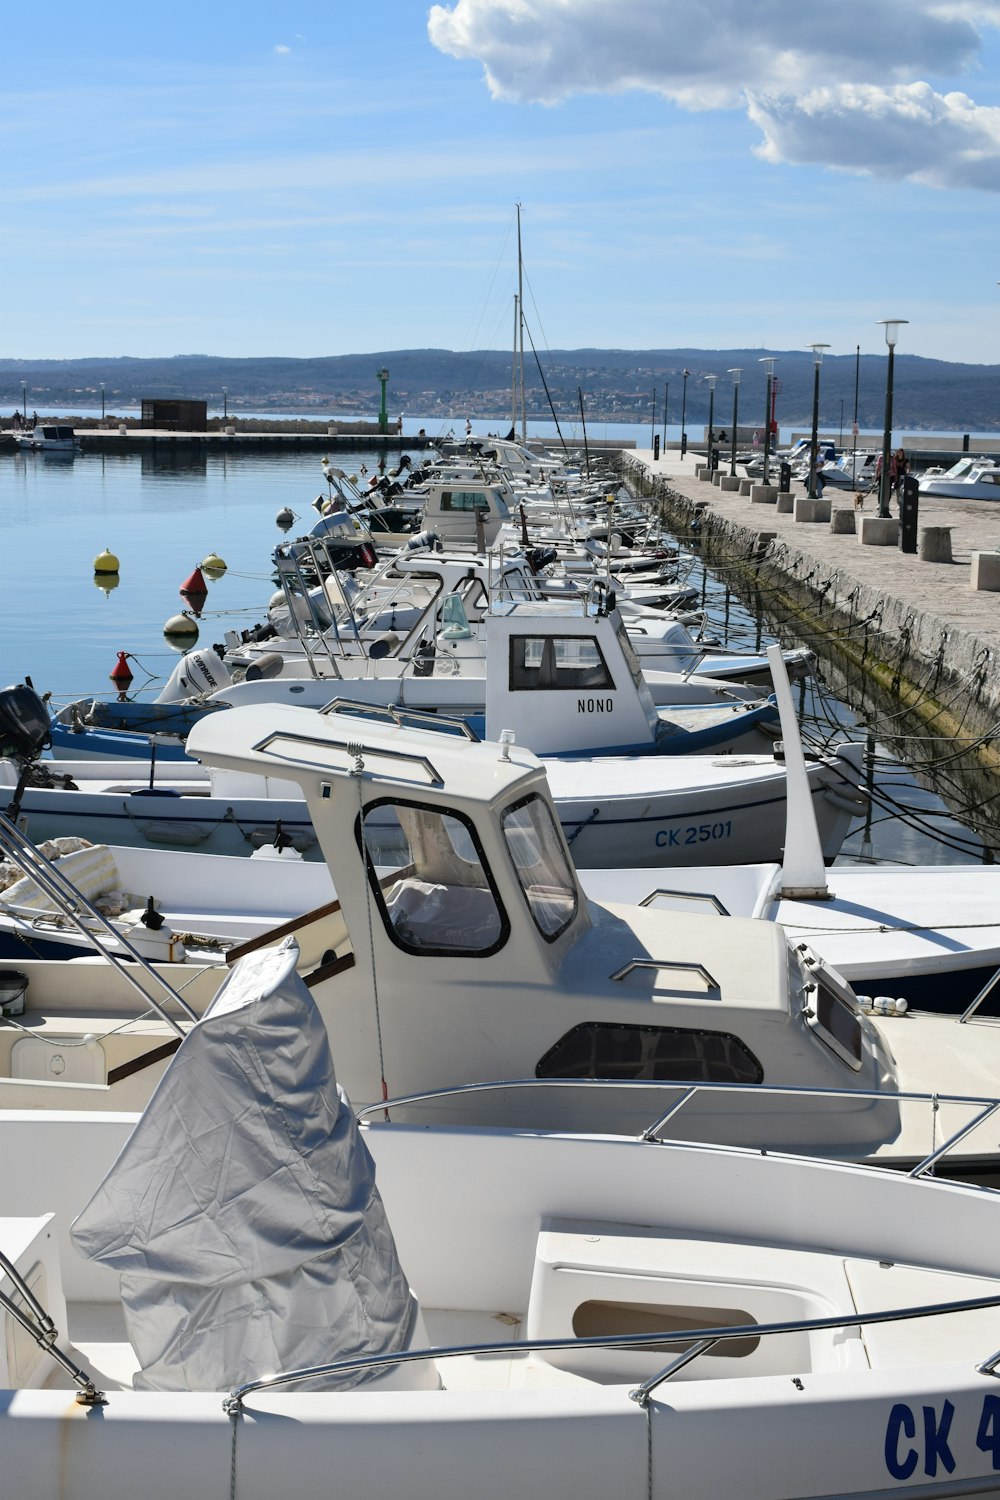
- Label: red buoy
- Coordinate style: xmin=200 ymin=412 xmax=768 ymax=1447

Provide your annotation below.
xmin=109 ymin=651 xmax=133 ymax=688
xmin=180 ymin=567 xmax=208 ymax=598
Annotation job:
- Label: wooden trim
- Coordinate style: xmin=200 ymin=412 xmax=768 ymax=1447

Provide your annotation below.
xmin=107 ymin=1036 xmax=182 ymax=1086
xmin=225 ymin=897 xmax=344 ymax=966
xmin=303 ymin=952 xmax=356 ymax=988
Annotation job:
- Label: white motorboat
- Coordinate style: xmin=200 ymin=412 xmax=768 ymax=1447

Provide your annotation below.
xmin=1 ymin=668 xmax=996 ymax=1173
xmin=14 ymin=423 xmax=80 ymax=453
xmin=6 ymin=946 xmax=1000 ymax=1499
xmin=918 ymin=457 xmax=1000 ymax=500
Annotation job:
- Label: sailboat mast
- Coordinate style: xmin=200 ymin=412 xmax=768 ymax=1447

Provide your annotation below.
xmin=511 ymin=294 xmax=519 ymax=435
xmin=517 ymin=203 xmax=526 ymax=443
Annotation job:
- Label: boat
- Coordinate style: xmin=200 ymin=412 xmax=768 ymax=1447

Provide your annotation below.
xmin=7 ymin=944 xmax=1000 ymax=1498
xmin=14 ymin=423 xmax=80 ymax=453
xmin=918 ymin=457 xmax=1000 ymax=500
xmin=3 ymin=648 xmax=996 ymax=1012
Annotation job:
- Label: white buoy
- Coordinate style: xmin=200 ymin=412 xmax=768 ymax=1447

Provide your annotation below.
xmin=163 ymin=612 xmax=199 ymax=645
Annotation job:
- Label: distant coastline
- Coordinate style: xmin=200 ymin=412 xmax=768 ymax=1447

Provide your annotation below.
xmin=1 ymin=348 xmax=997 ymax=433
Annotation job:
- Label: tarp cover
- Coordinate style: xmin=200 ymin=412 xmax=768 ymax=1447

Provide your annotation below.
xmin=71 ymin=937 xmax=416 ymax=1391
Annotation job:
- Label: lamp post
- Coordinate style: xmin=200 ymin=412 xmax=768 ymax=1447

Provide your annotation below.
xmin=680 ymin=368 xmax=690 ymax=456
xmin=100 ymin=383 xmax=105 ymax=421
xmin=877 ymin=320 xmax=907 ymax=518
xmin=727 ymin=368 xmax=742 ymax=477
xmin=222 ymin=387 xmax=228 ymax=422
xmin=807 ymin=344 xmax=830 ymax=498
xmin=704 ymin=374 xmax=718 ymax=467
xmin=650 ymin=386 xmax=656 ymax=447
xmin=376 ymin=367 xmax=390 ymax=434
xmin=21 ymin=383 xmax=26 ymax=422
xmin=661 ymin=382 xmax=669 ymax=448
xmin=758 ymin=357 xmax=777 ymax=486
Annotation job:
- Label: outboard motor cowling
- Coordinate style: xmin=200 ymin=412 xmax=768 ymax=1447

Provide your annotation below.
xmin=155 ymin=649 xmax=233 ymax=705
xmin=0 ymin=684 xmax=51 ymax=762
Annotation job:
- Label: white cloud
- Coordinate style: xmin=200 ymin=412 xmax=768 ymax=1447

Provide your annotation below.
xmin=274 ymin=44 xmax=291 ymax=55
xmin=427 ymin=0 xmax=1000 ymax=187
xmin=749 ymin=83 xmax=1000 ymax=190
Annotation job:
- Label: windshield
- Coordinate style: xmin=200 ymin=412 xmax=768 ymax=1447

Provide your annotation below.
xmin=501 ymin=793 xmax=578 ymax=940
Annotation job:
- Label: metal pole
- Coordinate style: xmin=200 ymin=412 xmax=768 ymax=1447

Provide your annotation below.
xmin=100 ymin=383 xmax=105 ymax=421
xmin=223 ymin=387 xmax=228 ymax=422
xmin=876 ymin=320 xmax=907 ymax=519
xmin=758 ymin=357 xmax=777 ymax=487
xmin=807 ymin=345 xmax=829 ymax=499
xmin=727 ymin=368 xmax=742 ymax=478
xmin=661 ymin=383 xmax=669 ymax=447
xmin=650 ymin=386 xmax=656 ymax=446
xmin=852 ymin=344 xmax=860 ymax=490
xmin=21 ymin=383 xmax=26 ymax=421
xmin=705 ymin=375 xmax=717 ymax=468
xmin=680 ymin=368 xmax=690 ymax=456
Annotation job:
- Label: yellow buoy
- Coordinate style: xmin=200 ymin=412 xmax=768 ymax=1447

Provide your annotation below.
xmin=94 ymin=547 xmax=120 ymax=575
xmin=163 ymin=613 xmax=199 ymax=645
xmin=201 ymin=552 xmax=227 ymax=577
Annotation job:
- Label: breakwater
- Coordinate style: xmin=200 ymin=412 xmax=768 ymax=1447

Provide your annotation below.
xmin=625 ymin=450 xmax=1000 ymax=851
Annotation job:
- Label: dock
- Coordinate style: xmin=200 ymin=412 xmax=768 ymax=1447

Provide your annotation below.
xmin=625 ymin=448 xmax=1000 ymax=774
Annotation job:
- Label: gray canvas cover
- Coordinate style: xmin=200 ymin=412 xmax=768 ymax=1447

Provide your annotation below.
xmin=72 ymin=937 xmax=416 ymax=1391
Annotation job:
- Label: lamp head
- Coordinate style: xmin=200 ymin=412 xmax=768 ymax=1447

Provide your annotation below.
xmin=727 ymin=367 xmax=742 ymax=385
xmin=705 ymin=374 xmax=718 ymax=390
xmin=758 ymin=356 xmax=777 ymax=376
xmin=682 ymin=368 xmax=691 ymax=378
xmin=877 ymin=319 xmax=908 ymax=349
xmin=809 ymin=343 xmax=831 ymax=366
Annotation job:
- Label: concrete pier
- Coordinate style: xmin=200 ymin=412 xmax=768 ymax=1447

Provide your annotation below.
xmin=625 ymin=448 xmax=1000 ymax=763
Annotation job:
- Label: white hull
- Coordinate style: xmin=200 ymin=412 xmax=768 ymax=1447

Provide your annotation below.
xmin=6 ymin=1112 xmax=1000 ymax=1499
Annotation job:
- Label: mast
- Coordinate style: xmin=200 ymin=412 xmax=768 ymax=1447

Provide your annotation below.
xmin=517 ymin=203 xmax=526 ymax=443
xmin=511 ymin=294 xmax=519 ymax=435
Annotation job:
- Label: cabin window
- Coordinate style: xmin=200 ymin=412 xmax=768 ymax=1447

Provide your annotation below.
xmin=358 ymin=797 xmax=509 ymax=957
xmin=614 ymin=619 xmax=644 ymax=690
xmin=501 ymin=793 xmax=578 ymax=941
xmin=809 ymin=978 xmax=863 ymax=1069
xmin=536 ymin=1022 xmax=763 ymax=1084
xmin=509 ymin=634 xmax=614 ymax=691
xmin=440 ymin=490 xmax=490 ymax=512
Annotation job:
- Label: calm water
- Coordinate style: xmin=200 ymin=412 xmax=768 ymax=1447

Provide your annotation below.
xmin=0 ymin=434 xmax=988 ymax=868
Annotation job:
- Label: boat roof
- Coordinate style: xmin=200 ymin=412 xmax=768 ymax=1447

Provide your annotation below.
xmin=186 ymin=700 xmax=544 ymax=803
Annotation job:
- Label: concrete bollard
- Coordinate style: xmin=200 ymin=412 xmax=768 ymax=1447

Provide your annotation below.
xmin=739 ymin=479 xmax=753 ymax=496
xmin=971 ymin=552 xmax=1000 ymax=591
xmin=830 ymin=508 xmax=857 ymax=534
xmin=750 ymin=484 xmax=778 ymax=504
xmin=711 ymin=470 xmax=723 ymax=486
xmin=776 ymin=493 xmax=794 ymax=514
xmin=794 ymin=497 xmax=832 ymax=524
xmin=696 ymin=466 xmax=713 ymax=481
xmin=718 ymin=475 xmax=741 ymax=492
xmin=919 ymin=526 xmax=953 ymax=563
xmin=859 ymin=516 xmax=899 ymax=546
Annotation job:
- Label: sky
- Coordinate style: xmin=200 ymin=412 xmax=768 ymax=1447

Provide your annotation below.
xmin=5 ymin=0 xmax=1000 ymax=365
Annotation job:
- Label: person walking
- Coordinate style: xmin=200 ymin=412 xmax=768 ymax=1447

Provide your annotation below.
xmin=893 ymin=447 xmax=908 ymax=500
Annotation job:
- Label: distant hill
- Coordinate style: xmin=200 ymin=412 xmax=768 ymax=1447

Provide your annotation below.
xmin=1 ymin=349 xmax=996 ymax=431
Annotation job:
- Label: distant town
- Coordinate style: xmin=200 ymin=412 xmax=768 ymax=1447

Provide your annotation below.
xmin=0 ymin=348 xmax=998 ymax=432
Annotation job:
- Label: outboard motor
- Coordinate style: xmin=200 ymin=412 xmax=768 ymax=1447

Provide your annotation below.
xmin=526 ymin=545 xmax=558 ymax=573
xmin=0 ymin=683 xmax=51 ymax=764
xmin=404 ymin=529 xmax=442 ymax=554
xmin=155 ymin=648 xmax=233 ymax=705
xmin=0 ymin=682 xmax=53 ymax=825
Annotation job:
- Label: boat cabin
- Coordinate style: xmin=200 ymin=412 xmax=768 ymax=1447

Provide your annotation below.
xmin=181 ymin=702 xmax=900 ymax=1149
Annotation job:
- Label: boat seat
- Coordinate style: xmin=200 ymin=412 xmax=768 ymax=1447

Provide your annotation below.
xmin=0 ymin=845 xmax=125 ymax=918
xmin=525 ymin=1217 xmax=868 ymax=1385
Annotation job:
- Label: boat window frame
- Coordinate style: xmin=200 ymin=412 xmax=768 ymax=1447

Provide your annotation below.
xmin=500 ymin=791 xmax=579 ymax=944
xmin=508 ymin=633 xmax=615 ymax=692
xmin=355 ymin=795 xmax=510 ymax=959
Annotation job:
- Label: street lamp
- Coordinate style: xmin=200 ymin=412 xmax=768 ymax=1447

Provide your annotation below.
xmin=661 ymin=382 xmax=669 ymax=448
xmin=877 ymin=320 xmax=907 ymax=518
xmin=376 ymin=367 xmax=390 ymax=434
xmin=808 ymin=344 xmax=830 ymax=498
xmin=704 ymin=375 xmax=718 ymax=467
xmin=222 ymin=387 xmax=228 ymax=422
xmin=680 ymin=368 xmax=691 ymax=457
xmin=758 ymin=357 xmax=777 ymax=486
xmin=100 ymin=382 xmax=105 ymax=421
xmin=20 ymin=383 xmax=26 ymax=422
xmin=727 ymin=368 xmax=742 ymax=477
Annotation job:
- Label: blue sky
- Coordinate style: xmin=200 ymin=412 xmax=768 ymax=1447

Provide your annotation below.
xmin=5 ymin=0 xmax=1000 ymax=364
